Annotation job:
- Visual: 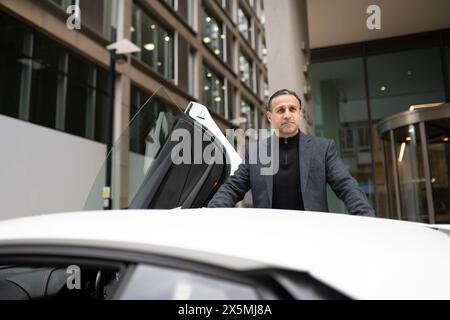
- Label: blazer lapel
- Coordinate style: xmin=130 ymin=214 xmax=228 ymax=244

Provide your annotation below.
xmin=299 ymin=131 xmax=312 ymax=193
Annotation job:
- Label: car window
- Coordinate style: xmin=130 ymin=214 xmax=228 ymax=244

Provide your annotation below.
xmin=83 ymin=86 xmax=229 ymax=210
xmin=117 ymin=264 xmax=260 ymax=300
xmin=0 ymin=260 xmax=125 ymax=300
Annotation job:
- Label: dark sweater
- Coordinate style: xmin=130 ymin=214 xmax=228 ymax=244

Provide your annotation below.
xmin=272 ymin=132 xmax=304 ymax=210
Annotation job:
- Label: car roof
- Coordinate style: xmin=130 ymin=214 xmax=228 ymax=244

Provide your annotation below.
xmin=0 ymin=208 xmax=449 ymax=299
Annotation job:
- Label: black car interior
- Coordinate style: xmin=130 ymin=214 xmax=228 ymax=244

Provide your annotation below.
xmin=0 ymin=261 xmax=124 ymax=300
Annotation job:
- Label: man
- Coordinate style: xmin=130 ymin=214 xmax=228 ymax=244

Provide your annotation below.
xmin=208 ymin=89 xmax=375 ymax=217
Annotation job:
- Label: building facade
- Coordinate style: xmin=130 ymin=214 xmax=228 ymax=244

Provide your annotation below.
xmin=0 ymin=0 xmax=269 ymax=218
xmin=307 ymin=0 xmax=450 ymax=222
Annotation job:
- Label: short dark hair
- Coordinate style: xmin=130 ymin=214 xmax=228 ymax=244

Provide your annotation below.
xmin=268 ymin=89 xmax=302 ymax=111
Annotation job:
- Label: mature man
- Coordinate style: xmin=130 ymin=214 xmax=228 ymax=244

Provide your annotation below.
xmin=208 ymin=89 xmax=375 ymax=217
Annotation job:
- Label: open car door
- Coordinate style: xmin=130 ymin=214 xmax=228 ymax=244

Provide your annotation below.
xmin=84 ymin=87 xmax=241 ymax=210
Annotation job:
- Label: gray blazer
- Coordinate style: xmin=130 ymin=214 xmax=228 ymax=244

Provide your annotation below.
xmin=208 ymin=131 xmax=375 ymax=217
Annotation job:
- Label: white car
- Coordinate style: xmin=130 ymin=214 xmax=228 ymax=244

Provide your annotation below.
xmin=0 ymin=210 xmax=450 ymax=300
xmin=1 ymin=88 xmax=449 ymax=300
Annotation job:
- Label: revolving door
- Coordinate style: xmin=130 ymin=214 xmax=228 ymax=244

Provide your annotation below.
xmin=378 ymin=103 xmax=450 ymax=224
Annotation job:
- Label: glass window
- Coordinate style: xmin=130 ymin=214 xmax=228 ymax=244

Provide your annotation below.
xmin=119 ymin=264 xmax=260 ymax=300
xmin=132 ymin=3 xmax=175 ymax=81
xmin=128 ymin=86 xmax=181 ymax=205
xmin=367 ymin=48 xmax=446 ymax=218
xmin=258 ymin=111 xmax=265 ymax=130
xmin=238 ymin=7 xmax=251 ymax=43
xmin=311 ymin=58 xmax=373 ymax=213
xmin=203 ymin=65 xmax=226 ymax=116
xmin=426 ymin=119 xmax=450 ymax=224
xmin=94 ymin=69 xmax=109 ymax=144
xmin=226 ymin=32 xmax=235 ymax=71
xmin=239 ymin=54 xmax=253 ymax=89
xmin=227 ymin=81 xmax=236 ymax=120
xmin=367 ymin=48 xmax=446 ymax=122
xmin=446 ymin=45 xmax=450 ymax=95
xmin=50 ymin=0 xmax=117 ymax=40
xmin=394 ymin=124 xmax=429 ymax=222
xmin=263 ymin=81 xmax=269 ymax=103
xmin=241 ymin=99 xmax=255 ymax=130
xmin=202 ymin=9 xmax=224 ymax=60
xmin=382 ymin=131 xmax=399 ymax=219
xmin=0 ymin=11 xmax=110 ymax=144
xmin=0 ymin=12 xmax=32 ymax=120
xmin=163 ymin=0 xmax=195 ymax=30
xmin=65 ymin=53 xmax=96 ymax=139
xmin=29 ymin=33 xmax=64 ymax=129
xmin=261 ymin=40 xmax=268 ymax=64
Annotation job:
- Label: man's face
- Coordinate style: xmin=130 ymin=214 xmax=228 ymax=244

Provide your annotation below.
xmin=266 ymin=94 xmax=303 ymax=138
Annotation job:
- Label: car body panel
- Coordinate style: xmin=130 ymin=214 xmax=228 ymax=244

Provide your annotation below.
xmin=0 ymin=209 xmax=449 ymax=299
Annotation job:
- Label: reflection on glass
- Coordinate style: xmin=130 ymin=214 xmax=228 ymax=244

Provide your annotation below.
xmin=447 ymin=45 xmax=450 ymax=95
xmin=132 ymin=3 xmax=174 ymax=80
xmin=203 ymin=65 xmax=225 ymax=116
xmin=426 ymin=119 xmax=450 ymax=223
xmin=382 ymin=132 xmax=398 ymax=219
xmin=394 ymin=124 xmax=429 ymax=222
xmin=0 ymin=11 xmax=110 ymax=144
xmin=238 ymin=8 xmax=251 ymax=42
xmin=119 ymin=264 xmax=259 ymax=300
xmin=311 ymin=58 xmax=374 ymax=213
xmin=367 ymin=47 xmax=446 ymax=122
xmin=239 ymin=54 xmax=253 ymax=89
xmin=84 ymin=87 xmax=183 ymax=210
xmin=241 ymin=99 xmax=255 ymax=131
xmin=0 ymin=12 xmax=32 ymax=120
xmin=202 ymin=9 xmax=224 ymax=60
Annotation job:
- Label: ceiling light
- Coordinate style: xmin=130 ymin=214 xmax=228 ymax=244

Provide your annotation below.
xmin=203 ymin=37 xmax=211 ymax=44
xmin=143 ymin=43 xmax=155 ymax=51
xmin=206 ymin=17 xmax=211 ymax=22
xmin=380 ymin=86 xmax=387 ymax=92
xmin=150 ymin=24 xmax=156 ymax=30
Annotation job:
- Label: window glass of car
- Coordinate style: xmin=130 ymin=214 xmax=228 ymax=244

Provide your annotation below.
xmin=117 ymin=264 xmax=260 ymax=300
